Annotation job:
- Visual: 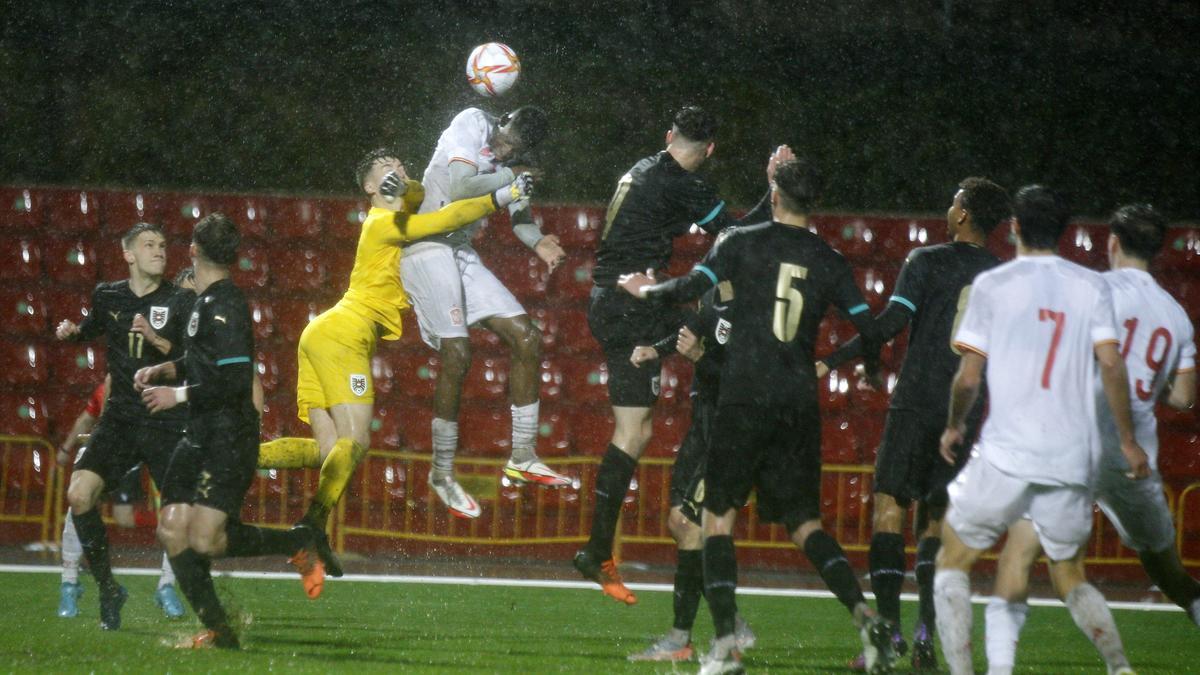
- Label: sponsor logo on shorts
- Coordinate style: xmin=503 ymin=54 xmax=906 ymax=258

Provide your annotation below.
xmin=350 ymin=374 xmax=368 ymax=397
xmin=651 ymin=375 xmax=661 ymax=397
xmin=449 ymin=306 xmax=465 ymax=327
xmin=149 ymin=306 xmax=169 ymax=330
xmin=715 ymin=318 xmax=732 ymax=345
xmin=187 ymin=311 xmax=200 ymax=337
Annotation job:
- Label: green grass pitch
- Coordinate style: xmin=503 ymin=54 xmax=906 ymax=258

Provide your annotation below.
xmin=0 ymin=570 xmax=1191 ymax=673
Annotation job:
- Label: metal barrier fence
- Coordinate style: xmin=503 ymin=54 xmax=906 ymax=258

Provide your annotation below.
xmin=3 ymin=437 xmax=1199 ymax=570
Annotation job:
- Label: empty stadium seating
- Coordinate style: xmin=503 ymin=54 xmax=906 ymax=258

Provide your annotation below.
xmin=0 ymin=238 xmax=41 ymax=283
xmin=0 ymin=342 xmax=49 ymax=387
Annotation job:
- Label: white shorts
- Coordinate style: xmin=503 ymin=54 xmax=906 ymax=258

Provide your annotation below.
xmin=1095 ymin=468 xmax=1176 ymax=553
xmin=946 ymin=451 xmax=1092 ymax=561
xmin=401 ymin=242 xmax=526 ymax=349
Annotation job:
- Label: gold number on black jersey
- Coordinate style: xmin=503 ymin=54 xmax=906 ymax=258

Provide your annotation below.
xmin=773 ymin=263 xmax=807 ymax=342
xmin=949 ymin=285 xmax=971 ymax=354
xmin=127 ymin=331 xmax=145 ymax=359
xmin=601 ymin=173 xmax=633 ymax=240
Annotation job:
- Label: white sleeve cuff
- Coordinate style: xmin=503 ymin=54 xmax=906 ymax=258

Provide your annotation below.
xmin=174 ymin=387 xmax=189 ymax=404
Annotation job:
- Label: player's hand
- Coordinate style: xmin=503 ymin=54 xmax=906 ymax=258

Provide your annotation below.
xmin=130 ymin=313 xmax=165 ymax=350
xmin=617 ymin=268 xmax=656 ymax=299
xmin=379 ymin=170 xmax=407 ymax=202
xmin=55 ymin=320 xmax=79 ymax=340
xmin=939 ymin=426 xmax=965 ymax=465
xmin=134 ymin=362 xmax=176 ymax=391
xmin=142 ymin=386 xmax=180 ymax=413
xmin=767 ymin=144 xmax=796 ymax=183
xmin=534 ymin=234 xmax=566 ymax=273
xmin=815 ymin=361 xmax=830 ymax=379
xmin=495 ymin=172 xmax=535 ymax=208
xmin=1121 ymin=440 xmax=1151 ymax=480
xmin=854 ymin=363 xmax=885 ymax=391
xmin=630 ymin=346 xmax=658 ymax=367
xmin=677 ymin=326 xmax=705 ymax=362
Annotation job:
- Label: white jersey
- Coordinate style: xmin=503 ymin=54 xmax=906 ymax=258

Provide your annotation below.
xmin=1094 ymin=267 xmax=1197 ymax=470
xmin=953 ymin=256 xmax=1119 ymax=486
xmin=414 ymin=108 xmax=501 ymax=248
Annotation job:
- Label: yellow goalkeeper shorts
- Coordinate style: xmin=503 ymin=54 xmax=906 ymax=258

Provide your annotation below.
xmin=296 ymin=303 xmax=377 ymax=423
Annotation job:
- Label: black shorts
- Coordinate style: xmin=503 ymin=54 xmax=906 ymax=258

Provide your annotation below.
xmin=672 ymin=395 xmax=716 ymax=525
xmin=73 ymin=414 xmax=181 ymax=495
xmin=110 ymin=464 xmax=145 ymax=505
xmin=704 ymin=403 xmax=822 ymax=532
xmin=873 ymin=408 xmax=974 ymax=509
xmin=587 ymin=286 xmax=682 ymax=408
xmin=161 ymin=415 xmax=259 ymax=516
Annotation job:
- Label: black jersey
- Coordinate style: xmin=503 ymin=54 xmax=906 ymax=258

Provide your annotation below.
xmin=698 ymin=223 xmax=876 ymax=407
xmin=592 ymin=151 xmax=761 ymax=287
xmin=178 ymin=278 xmax=257 ymax=424
xmin=73 ymin=280 xmax=194 ymax=429
xmin=887 ymin=242 xmax=1000 ymax=416
xmin=652 ymin=284 xmax=734 ymax=403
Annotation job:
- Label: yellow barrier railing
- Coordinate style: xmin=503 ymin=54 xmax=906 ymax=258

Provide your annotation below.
xmin=0 ymin=436 xmax=57 ymax=546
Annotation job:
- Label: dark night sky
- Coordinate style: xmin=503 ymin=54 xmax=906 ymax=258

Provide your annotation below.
xmin=2 ymin=0 xmax=1197 ymax=219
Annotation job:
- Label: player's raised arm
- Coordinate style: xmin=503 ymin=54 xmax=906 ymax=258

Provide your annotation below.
xmin=821 ymin=250 xmax=927 ymax=372
xmin=387 ymin=173 xmax=533 ymax=244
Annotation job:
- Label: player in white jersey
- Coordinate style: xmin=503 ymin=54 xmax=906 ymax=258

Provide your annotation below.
xmin=982 ymin=203 xmax=1198 ymax=674
xmin=933 ymin=185 xmax=1148 ymax=675
xmin=404 ymin=106 xmax=570 ymax=518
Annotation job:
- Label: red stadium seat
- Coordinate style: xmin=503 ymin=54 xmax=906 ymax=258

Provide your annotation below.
xmin=987 ymin=226 xmax=1017 ymax=261
xmin=207 ymin=195 xmax=270 ymax=240
xmin=875 ymin=218 xmax=946 ymax=260
xmin=644 ymin=409 xmax=688 ymax=457
xmin=1158 ymin=273 xmax=1200 ymax=324
xmin=47 ymin=342 xmax=106 ymax=389
xmin=458 ymin=403 xmax=511 ymax=456
xmin=471 ymin=211 xmax=524 ymax=256
xmin=158 ymin=193 xmax=214 ymax=238
xmin=100 ymin=191 xmax=162 ymax=236
xmin=0 ymin=289 xmax=50 ymax=338
xmin=658 ymin=358 xmax=690 ymax=408
xmin=245 ymin=297 xmax=276 ymax=341
xmin=271 ymin=248 xmax=327 ymax=294
xmin=555 ymin=308 xmax=596 ymax=354
xmin=534 ymin=204 xmax=602 ymax=249
xmin=0 ymin=342 xmax=49 ymax=387
xmin=253 ymin=349 xmax=294 ymax=398
xmin=822 ymin=414 xmax=863 ymax=465
xmin=391 ymin=353 xmax=441 ymax=402
xmin=853 ymin=265 xmax=898 ymax=311
xmin=259 ymin=395 xmax=297 ymax=440
xmin=370 ymin=352 xmax=396 ymax=396
xmin=569 ymin=406 xmax=614 ymax=455
xmin=0 ymin=392 xmax=50 ymax=436
xmin=532 ymin=404 xmax=572 ymax=457
xmin=811 ymin=215 xmax=877 ymax=262
xmin=231 ymin=245 xmax=270 ymax=290
xmin=1158 ymin=228 xmax=1200 ymax=272
xmin=546 ymin=255 xmax=594 ymax=304
xmin=673 ymin=224 xmax=717 ymax=258
xmin=267 ymin=197 xmax=328 ymax=240
xmin=326 ymin=198 xmax=369 ymax=241
xmin=0 ymin=187 xmax=41 ymax=233
xmin=364 ymin=401 xmax=405 ymax=450
xmin=1062 ymin=223 xmax=1107 ymax=271
xmin=45 ymin=289 xmax=94 ymax=329
xmin=0 ymin=238 xmax=42 ymax=283
xmin=41 ymin=238 xmax=100 ymax=287
xmin=42 ymin=190 xmax=101 ymax=235
xmin=816 ymin=366 xmax=851 ymax=412
xmin=525 ymin=306 xmax=561 ymax=354
xmin=462 ymin=356 xmax=509 ymax=402
xmin=387 ymin=402 xmax=432 ymax=451
xmin=272 ymin=298 xmax=331 ymax=343
xmin=326 ymin=249 xmax=356 ymax=291
xmin=486 ymin=251 xmax=549 ymax=303
xmin=562 ymin=358 xmax=610 ymax=405
xmin=537 ymin=358 xmax=566 ymax=403
xmin=1157 ymin=428 xmax=1200 ymax=479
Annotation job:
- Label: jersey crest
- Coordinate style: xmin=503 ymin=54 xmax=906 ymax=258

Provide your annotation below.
xmin=715 ymin=318 xmax=732 ymax=345
xmin=149 ymin=306 xmax=169 ymax=330
xmin=350 ymin=374 xmax=368 ymax=397
xmin=187 ymin=311 xmax=200 ymax=337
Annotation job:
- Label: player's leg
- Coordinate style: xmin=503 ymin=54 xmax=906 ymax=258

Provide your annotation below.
xmin=909 ymin=500 xmax=944 ymax=670
xmin=301 ymin=402 xmax=371 ymax=528
xmin=984 ymin=519 xmax=1038 ymax=675
xmin=700 ymin=505 xmax=744 ymax=672
xmin=58 ymin=511 xmax=84 ymax=618
xmin=868 ymin=494 xmax=907 ymax=630
xmin=257 ymin=436 xmax=321 ymax=469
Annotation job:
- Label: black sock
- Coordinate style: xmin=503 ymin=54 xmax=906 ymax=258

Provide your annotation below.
xmin=585 ymin=444 xmax=638 ymax=560
xmin=869 ymin=532 xmax=906 ymax=625
xmin=673 ymin=549 xmax=705 ymax=632
xmin=1138 ymin=548 xmax=1200 ymax=610
xmin=169 ymin=549 xmax=228 ymax=632
xmin=803 ymin=529 xmax=865 ymax=614
xmin=224 ymin=520 xmax=302 ymax=558
xmin=73 ymin=509 xmax=116 ymax=589
xmin=915 ymin=536 xmax=941 ymax=633
xmin=703 ymin=535 xmax=738 ymax=638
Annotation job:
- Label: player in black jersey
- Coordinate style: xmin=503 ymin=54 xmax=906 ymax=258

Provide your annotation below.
xmin=819 ymin=177 xmax=1009 ymax=670
xmin=621 ymin=158 xmax=897 ymax=674
xmin=53 ymin=222 xmax=195 ymax=630
xmin=575 ymin=106 xmax=773 ymax=604
xmin=136 ymin=214 xmax=321 ymax=649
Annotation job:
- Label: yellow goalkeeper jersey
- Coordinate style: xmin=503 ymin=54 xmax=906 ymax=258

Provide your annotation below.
xmin=338 ymin=182 xmax=497 ymax=340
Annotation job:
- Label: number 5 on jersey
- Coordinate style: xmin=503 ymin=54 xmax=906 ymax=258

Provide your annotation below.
xmin=773 ymin=262 xmax=807 ymax=342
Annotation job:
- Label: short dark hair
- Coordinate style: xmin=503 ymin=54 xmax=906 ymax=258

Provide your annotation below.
xmin=958 ymin=177 xmax=1010 ymax=236
xmin=193 ymin=213 xmax=240 ymax=266
xmin=773 ymin=159 xmax=819 ymax=214
xmin=121 ymin=222 xmax=164 ymax=250
xmin=672 ymin=105 xmax=717 ymax=143
xmin=354 ymin=147 xmax=400 ymax=193
xmin=1013 ymin=185 xmax=1070 ymax=250
xmin=500 ymin=106 xmax=549 ymax=150
xmin=1109 ymin=203 xmax=1167 ymax=262
xmin=173 ymin=266 xmax=195 ymax=287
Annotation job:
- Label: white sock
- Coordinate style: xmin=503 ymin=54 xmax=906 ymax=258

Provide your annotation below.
xmin=509 ymin=402 xmax=539 ymax=463
xmin=934 ymin=569 xmax=974 ymax=675
xmin=985 ymin=597 xmax=1028 ymax=674
xmin=1064 ymin=583 xmax=1130 ymax=672
xmin=61 ymin=512 xmax=81 ymax=584
xmin=157 ymin=551 xmax=175 ymax=588
xmin=431 ymin=417 xmax=459 ymax=480
xmin=1189 ymin=597 xmax=1200 ymax=627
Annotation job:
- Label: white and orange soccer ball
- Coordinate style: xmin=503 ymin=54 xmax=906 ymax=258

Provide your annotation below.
xmin=466 ymin=42 xmax=520 ymax=97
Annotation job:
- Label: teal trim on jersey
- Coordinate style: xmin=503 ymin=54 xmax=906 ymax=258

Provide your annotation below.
xmin=216 ymin=356 xmax=251 ymax=366
xmin=890 ymin=295 xmax=916 ymax=312
xmin=848 ymin=303 xmax=869 ymax=315
xmin=695 ymin=264 xmax=719 ymax=286
xmin=696 ymin=201 xmax=726 ymax=226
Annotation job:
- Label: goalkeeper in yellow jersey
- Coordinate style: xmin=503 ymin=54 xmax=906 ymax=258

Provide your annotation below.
xmin=257 ymin=147 xmax=533 ymax=595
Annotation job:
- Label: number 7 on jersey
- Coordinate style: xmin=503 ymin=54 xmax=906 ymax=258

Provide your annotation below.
xmin=1037 ymin=308 xmax=1065 ymax=389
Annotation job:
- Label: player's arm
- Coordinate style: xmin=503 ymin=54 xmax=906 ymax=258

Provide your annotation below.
xmin=1096 ymin=340 xmax=1150 ymax=478
xmin=447 ymin=159 xmax=516 ymax=202
xmin=384 ymin=174 xmax=532 ymax=244
xmin=145 ymin=302 xmax=253 ymax=413
xmin=1164 ymin=334 xmax=1196 ymax=410
xmin=56 ymin=284 xmax=104 ymax=342
xmin=940 ymin=351 xmax=986 ymax=463
xmin=820 ymin=251 xmax=925 ymax=373
xmin=828 ymin=256 xmax=884 ymax=384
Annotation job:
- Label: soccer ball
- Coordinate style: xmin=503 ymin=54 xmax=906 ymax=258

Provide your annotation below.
xmin=466 ymin=42 xmax=520 ymax=97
